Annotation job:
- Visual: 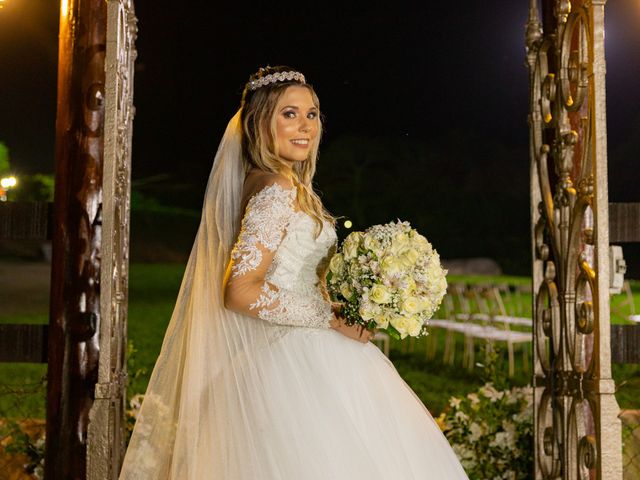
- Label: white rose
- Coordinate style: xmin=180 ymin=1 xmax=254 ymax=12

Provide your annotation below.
xmin=390 ymin=315 xmax=410 ymax=339
xmin=340 ymin=282 xmax=353 ymax=300
xmin=419 ymin=296 xmax=433 ymax=314
xmin=407 ymin=316 xmax=423 ymax=336
xmin=400 ymin=296 xmax=421 ymax=315
xmin=401 ymin=248 xmax=420 ymax=267
xmin=374 ymin=311 xmax=390 ymax=329
xmin=329 ymin=253 xmax=344 ymax=275
xmin=342 ymin=232 xmax=362 ymax=259
xmin=359 ymin=301 xmax=379 ymax=320
xmin=363 ymin=234 xmax=382 ymax=255
xmin=380 ymin=255 xmax=403 ymax=276
xmin=348 ymin=261 xmax=362 ymax=278
xmin=412 ymin=232 xmax=432 ymax=253
xmin=389 ymin=232 xmax=410 ymax=255
xmin=370 ymin=284 xmax=392 ymax=304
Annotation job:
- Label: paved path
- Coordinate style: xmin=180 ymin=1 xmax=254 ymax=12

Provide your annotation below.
xmin=0 ymin=262 xmax=50 ymax=318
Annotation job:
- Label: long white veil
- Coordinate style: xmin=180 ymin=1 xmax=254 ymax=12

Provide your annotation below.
xmin=119 ymin=110 xmax=283 ymax=479
xmin=119 ymin=104 xmax=471 ymax=480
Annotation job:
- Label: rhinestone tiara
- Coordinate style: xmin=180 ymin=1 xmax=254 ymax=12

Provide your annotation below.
xmin=247 ymin=71 xmax=306 ymax=91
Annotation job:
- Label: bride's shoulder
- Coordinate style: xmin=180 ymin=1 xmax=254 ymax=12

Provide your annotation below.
xmin=243 ymin=170 xmax=295 ymax=204
xmin=246 ymin=169 xmax=293 ymax=191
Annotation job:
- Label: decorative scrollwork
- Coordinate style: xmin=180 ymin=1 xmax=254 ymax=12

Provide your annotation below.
xmin=578 ymin=435 xmax=597 ymax=470
xmin=576 ymin=301 xmax=593 ymax=334
xmin=568 ymin=396 xmax=597 ymax=480
xmin=535 ymin=214 xmax=550 ymax=260
xmin=537 ymin=389 xmax=562 ymax=478
xmin=527 ymin=0 xmax=621 ymax=477
xmin=535 ymin=270 xmax=559 ymax=374
xmin=543 ymin=426 xmax=554 ymax=456
xmin=559 ymin=10 xmax=590 ymax=112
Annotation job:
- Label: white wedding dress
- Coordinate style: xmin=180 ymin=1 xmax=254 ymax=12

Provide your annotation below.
xmin=119 ymin=116 xmax=468 ymax=479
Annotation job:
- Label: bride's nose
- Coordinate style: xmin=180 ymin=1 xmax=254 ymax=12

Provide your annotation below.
xmin=299 ymin=118 xmax=311 ymax=133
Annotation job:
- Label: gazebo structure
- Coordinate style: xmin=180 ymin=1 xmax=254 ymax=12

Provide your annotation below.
xmin=0 ymin=0 xmax=636 ymax=478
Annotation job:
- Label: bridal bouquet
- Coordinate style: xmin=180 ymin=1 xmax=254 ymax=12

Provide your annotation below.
xmin=326 ymin=220 xmax=447 ymax=339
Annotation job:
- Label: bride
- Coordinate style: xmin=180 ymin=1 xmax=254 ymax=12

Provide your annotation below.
xmin=119 ymin=66 xmax=469 ymax=479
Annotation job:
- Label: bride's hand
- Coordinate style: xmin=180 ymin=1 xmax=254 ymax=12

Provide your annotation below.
xmin=329 ymin=316 xmax=374 ymax=343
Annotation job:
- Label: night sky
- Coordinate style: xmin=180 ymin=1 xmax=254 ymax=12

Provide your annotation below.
xmin=1 ymin=0 xmax=639 ymax=271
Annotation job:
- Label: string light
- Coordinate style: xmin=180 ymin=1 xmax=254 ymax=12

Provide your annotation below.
xmin=0 ymin=177 xmax=17 ymax=189
xmin=0 ymin=176 xmax=17 ymax=202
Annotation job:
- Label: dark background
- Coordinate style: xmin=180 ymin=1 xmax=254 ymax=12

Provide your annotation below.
xmin=0 ymin=0 xmax=639 ymax=275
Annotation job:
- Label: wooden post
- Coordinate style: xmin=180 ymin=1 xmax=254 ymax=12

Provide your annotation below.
xmin=45 ymin=0 xmax=107 ymax=477
xmin=609 ymin=203 xmax=640 ymax=243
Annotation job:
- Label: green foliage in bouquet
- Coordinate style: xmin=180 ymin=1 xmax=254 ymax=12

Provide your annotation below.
xmin=326 ymin=220 xmax=447 ymax=340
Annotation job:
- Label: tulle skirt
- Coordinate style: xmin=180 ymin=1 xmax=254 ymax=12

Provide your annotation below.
xmin=193 ymin=327 xmax=469 ymax=479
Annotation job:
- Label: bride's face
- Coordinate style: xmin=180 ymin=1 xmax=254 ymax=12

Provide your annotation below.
xmin=274 ymin=86 xmax=319 ymax=164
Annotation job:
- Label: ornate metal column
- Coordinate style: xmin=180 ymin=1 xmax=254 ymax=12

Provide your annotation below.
xmin=87 ymin=1 xmax=137 ymax=479
xmin=526 ymin=0 xmax=622 ymax=479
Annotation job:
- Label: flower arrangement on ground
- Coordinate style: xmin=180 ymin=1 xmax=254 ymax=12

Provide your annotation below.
xmin=326 ymin=220 xmax=447 ymax=339
xmin=440 ymin=382 xmax=534 ymax=480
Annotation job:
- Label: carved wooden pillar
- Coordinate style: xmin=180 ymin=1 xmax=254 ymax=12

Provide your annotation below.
xmin=46 ymin=0 xmax=107 ymax=478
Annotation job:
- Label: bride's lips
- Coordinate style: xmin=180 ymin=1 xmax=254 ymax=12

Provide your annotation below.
xmin=290 ymin=138 xmax=310 ymax=148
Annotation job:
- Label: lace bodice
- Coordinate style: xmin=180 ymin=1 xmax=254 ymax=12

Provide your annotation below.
xmin=227 ymin=182 xmax=337 ymax=329
xmin=267 ymin=210 xmax=337 ymax=294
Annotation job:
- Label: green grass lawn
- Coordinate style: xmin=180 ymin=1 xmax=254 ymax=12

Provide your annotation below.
xmin=126 ymin=265 xmax=185 ymax=396
xmin=0 ymin=263 xmax=186 ymax=419
xmin=1 ymin=264 xmax=639 ymax=421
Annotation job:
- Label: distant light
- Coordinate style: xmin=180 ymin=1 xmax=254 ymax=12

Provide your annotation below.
xmin=0 ymin=0 xmax=5 ymax=9
xmin=343 ymin=220 xmax=353 ymax=229
xmin=1 ymin=176 xmax=17 ymax=188
xmin=61 ymin=0 xmax=69 ymax=17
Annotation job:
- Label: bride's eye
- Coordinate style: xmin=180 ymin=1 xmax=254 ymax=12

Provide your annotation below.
xmin=283 ymin=110 xmax=296 ymax=119
xmin=307 ymin=111 xmax=318 ymax=120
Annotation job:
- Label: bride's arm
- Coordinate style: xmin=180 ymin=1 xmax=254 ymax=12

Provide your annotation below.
xmin=223 ymin=177 xmax=333 ymax=329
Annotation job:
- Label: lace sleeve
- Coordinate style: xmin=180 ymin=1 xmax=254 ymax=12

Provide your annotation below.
xmin=224 ymin=182 xmax=332 ymax=329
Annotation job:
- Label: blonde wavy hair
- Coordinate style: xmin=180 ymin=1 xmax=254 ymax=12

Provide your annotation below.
xmin=240 ymin=66 xmax=334 ymax=235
